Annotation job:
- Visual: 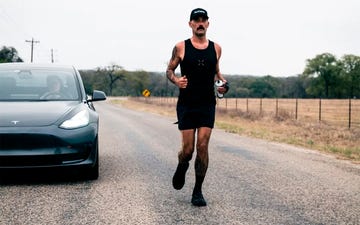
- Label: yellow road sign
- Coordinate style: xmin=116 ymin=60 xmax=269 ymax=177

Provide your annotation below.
xmin=142 ymin=89 xmax=151 ymax=97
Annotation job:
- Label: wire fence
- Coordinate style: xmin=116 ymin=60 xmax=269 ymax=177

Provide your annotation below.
xmin=131 ymin=97 xmax=360 ymax=129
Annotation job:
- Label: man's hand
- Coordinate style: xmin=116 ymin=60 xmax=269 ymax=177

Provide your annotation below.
xmin=216 ymin=80 xmax=229 ymax=94
xmin=176 ymin=76 xmax=188 ymax=89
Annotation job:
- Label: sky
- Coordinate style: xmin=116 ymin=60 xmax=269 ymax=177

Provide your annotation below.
xmin=1 ymin=0 xmax=359 ymax=77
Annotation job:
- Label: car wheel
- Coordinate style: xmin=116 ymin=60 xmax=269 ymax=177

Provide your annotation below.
xmin=84 ymin=140 xmax=99 ymax=180
xmin=87 ymin=152 xmax=99 ymax=180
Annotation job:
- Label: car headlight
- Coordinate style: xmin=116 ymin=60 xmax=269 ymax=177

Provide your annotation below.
xmin=60 ymin=110 xmax=89 ymax=129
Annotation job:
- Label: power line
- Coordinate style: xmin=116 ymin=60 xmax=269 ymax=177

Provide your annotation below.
xmin=25 ymin=38 xmax=40 ymax=63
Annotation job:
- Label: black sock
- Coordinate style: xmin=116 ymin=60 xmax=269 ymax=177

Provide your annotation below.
xmin=193 ymin=175 xmax=205 ymax=194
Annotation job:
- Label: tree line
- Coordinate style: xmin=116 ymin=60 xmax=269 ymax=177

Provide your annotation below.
xmin=80 ymin=52 xmax=360 ymax=99
xmin=1 ymin=46 xmax=359 ymax=99
xmin=0 ymin=46 xmax=23 ymax=63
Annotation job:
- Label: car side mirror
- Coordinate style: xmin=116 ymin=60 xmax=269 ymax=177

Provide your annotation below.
xmin=90 ymin=90 xmax=106 ymax=102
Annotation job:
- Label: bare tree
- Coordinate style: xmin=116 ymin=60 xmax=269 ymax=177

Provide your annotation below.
xmin=96 ymin=64 xmax=124 ymax=96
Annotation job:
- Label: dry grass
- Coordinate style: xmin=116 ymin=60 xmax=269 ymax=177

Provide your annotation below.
xmin=110 ymin=98 xmax=360 ymax=163
xmin=217 ymin=98 xmax=360 ymax=128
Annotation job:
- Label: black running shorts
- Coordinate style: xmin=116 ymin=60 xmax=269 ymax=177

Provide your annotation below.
xmin=176 ymin=104 xmax=216 ymax=130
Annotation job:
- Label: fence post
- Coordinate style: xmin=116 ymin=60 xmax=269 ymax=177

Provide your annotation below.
xmin=235 ymin=98 xmax=238 ymax=112
xmin=319 ymin=98 xmax=322 ymax=122
xmin=349 ymin=98 xmax=352 ymax=129
xmin=295 ymin=98 xmax=298 ymax=120
xmin=260 ymin=98 xmax=263 ymax=115
xmin=246 ymin=98 xmax=249 ymax=113
xmin=276 ymin=98 xmax=278 ymax=117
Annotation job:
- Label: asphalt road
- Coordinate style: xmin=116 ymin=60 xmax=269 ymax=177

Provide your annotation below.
xmin=0 ymin=100 xmax=359 ymax=225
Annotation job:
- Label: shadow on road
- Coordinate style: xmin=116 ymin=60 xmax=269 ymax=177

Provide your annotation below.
xmin=0 ymin=168 xmax=91 ymax=185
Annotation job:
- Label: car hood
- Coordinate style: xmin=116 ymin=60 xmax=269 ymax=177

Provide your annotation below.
xmin=0 ymin=101 xmax=82 ymax=127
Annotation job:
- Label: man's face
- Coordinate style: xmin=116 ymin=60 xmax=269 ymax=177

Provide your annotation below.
xmin=189 ymin=17 xmax=209 ymax=37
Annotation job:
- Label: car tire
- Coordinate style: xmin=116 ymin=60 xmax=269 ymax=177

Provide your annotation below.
xmin=87 ymin=152 xmax=99 ymax=180
xmin=84 ymin=140 xmax=99 ymax=180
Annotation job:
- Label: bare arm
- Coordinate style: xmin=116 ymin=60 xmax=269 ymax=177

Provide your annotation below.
xmin=166 ymin=43 xmax=188 ymax=88
xmin=214 ymin=43 xmax=226 ymax=82
xmin=166 ymin=45 xmax=181 ymax=84
xmin=214 ymin=43 xmax=229 ymax=94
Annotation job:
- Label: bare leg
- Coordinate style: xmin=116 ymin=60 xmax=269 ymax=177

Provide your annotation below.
xmin=178 ymin=129 xmax=196 ymax=163
xmin=172 ymin=129 xmax=195 ymax=190
xmin=192 ymin=127 xmax=212 ymax=206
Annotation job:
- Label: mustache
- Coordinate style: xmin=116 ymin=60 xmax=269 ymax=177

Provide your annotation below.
xmin=197 ymin=26 xmax=205 ymax=30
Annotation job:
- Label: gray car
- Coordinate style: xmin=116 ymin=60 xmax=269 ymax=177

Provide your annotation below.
xmin=0 ymin=63 xmax=106 ymax=180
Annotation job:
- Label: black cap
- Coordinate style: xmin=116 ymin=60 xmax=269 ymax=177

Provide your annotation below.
xmin=190 ymin=8 xmax=209 ymax=21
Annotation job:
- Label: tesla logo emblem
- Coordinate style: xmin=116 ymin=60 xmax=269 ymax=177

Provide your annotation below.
xmin=11 ymin=121 xmax=20 ymax=125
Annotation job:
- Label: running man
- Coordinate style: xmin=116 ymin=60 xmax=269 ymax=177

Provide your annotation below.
xmin=166 ymin=8 xmax=228 ymax=206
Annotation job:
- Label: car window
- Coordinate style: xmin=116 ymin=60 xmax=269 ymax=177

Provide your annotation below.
xmin=0 ymin=69 xmax=80 ymax=101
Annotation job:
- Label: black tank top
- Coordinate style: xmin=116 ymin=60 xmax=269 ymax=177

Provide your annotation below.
xmin=178 ymin=39 xmax=217 ymax=106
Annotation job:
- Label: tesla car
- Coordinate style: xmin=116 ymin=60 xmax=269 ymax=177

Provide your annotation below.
xmin=0 ymin=63 xmax=106 ymax=180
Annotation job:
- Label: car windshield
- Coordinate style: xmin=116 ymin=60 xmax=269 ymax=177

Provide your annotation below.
xmin=0 ymin=68 xmax=80 ymax=101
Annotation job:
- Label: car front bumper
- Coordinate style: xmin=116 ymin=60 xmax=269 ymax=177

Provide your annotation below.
xmin=0 ymin=123 xmax=98 ymax=169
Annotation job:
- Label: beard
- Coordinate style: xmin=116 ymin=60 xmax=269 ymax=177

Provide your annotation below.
xmin=195 ymin=33 xmax=205 ymax=38
xmin=195 ymin=25 xmax=206 ymax=37
xmin=195 ymin=30 xmax=206 ymax=37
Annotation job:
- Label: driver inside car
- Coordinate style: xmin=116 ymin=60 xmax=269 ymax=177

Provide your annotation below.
xmin=40 ymin=75 xmax=65 ymax=99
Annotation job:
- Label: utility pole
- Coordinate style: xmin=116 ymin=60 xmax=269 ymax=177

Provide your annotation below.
xmin=25 ymin=38 xmax=40 ymax=63
xmin=51 ymin=49 xmax=54 ymax=63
